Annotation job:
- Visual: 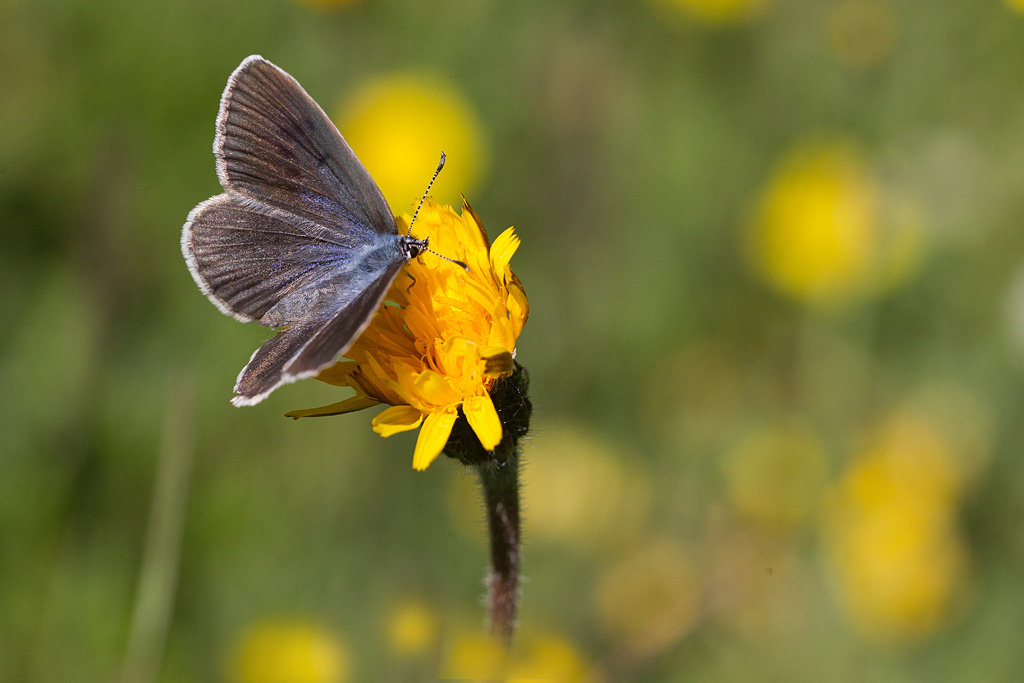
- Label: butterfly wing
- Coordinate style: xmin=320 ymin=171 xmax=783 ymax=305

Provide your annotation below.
xmin=183 ymin=193 xmax=364 ymax=324
xmin=230 ymin=321 xmax=321 ymax=405
xmin=215 ymin=55 xmax=396 ymax=238
xmin=184 ymin=55 xmax=411 ymax=405
xmin=232 ymin=258 xmax=406 ymax=406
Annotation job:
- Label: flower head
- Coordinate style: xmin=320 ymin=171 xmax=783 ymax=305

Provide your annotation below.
xmin=337 ymin=76 xmax=487 ymax=212
xmin=228 ymin=619 xmax=349 ymax=683
xmin=822 ymin=410 xmax=969 ymax=642
xmin=287 ymin=199 xmax=528 ymax=470
xmin=649 ymin=0 xmax=773 ymax=25
xmin=746 ymin=140 xmax=923 ymax=309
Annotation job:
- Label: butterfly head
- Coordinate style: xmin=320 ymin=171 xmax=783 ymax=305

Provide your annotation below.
xmin=400 ymin=234 xmax=469 ymax=271
xmin=401 ymin=235 xmax=429 ymax=260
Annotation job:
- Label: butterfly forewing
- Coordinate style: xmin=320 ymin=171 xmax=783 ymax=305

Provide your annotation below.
xmin=216 ymin=56 xmax=396 ymax=237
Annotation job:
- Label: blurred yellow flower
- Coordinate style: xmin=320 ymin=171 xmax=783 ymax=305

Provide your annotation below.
xmin=443 ymin=633 xmax=508 ymax=681
xmin=506 ymin=634 xmax=592 ymax=682
xmin=748 ymin=141 xmax=923 ymax=308
xmin=387 ymin=601 xmax=439 ymax=656
xmin=519 ymin=421 xmax=651 ymax=550
xmin=286 ymin=200 xmax=528 ymax=471
xmin=649 ymin=0 xmax=773 ymax=24
xmin=594 ymin=540 xmax=701 ymax=661
xmin=337 ymin=74 xmax=487 ymax=213
xmin=442 ymin=630 xmax=594 ymax=682
xmin=1005 ymin=0 xmax=1024 ymax=14
xmin=228 ymin=620 xmax=349 ymax=683
xmin=292 ymin=0 xmax=361 ymax=10
xmin=827 ymin=0 xmax=899 ymax=69
xmin=822 ymin=410 xmax=969 ymax=642
xmin=724 ymin=422 xmax=827 ymax=531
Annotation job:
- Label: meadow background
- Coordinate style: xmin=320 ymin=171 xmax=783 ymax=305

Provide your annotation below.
xmin=4 ymin=0 xmax=1024 ymax=680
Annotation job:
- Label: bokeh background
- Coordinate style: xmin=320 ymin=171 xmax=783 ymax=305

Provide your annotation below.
xmin=4 ymin=0 xmax=1024 ymax=680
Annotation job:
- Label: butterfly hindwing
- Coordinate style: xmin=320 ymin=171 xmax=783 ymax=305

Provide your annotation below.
xmin=284 ymin=258 xmax=406 ymax=379
xmin=183 ymin=192 xmax=368 ymax=324
xmin=231 ymin=259 xmax=406 ymax=405
xmin=232 ymin=322 xmax=321 ymax=406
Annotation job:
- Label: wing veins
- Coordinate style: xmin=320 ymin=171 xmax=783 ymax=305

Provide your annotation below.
xmin=200 ymin=224 xmax=345 ymax=246
xmin=227 ymin=83 xmax=328 ymax=168
xmin=211 ymin=192 xmax=354 ymax=248
xmin=219 ymin=154 xmax=350 ymax=216
xmin=226 ymin=80 xmax=375 ymax=215
xmin=221 ymin=115 xmax=323 ymax=169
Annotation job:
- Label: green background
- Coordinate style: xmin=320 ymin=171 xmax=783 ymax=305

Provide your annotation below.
xmin=4 ymin=0 xmax=1024 ymax=680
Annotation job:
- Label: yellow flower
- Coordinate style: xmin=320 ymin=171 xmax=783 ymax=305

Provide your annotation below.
xmin=228 ymin=620 xmax=349 ymax=683
xmin=505 ymin=633 xmax=593 ymax=682
xmin=649 ymin=0 xmax=773 ymax=25
xmin=286 ymin=200 xmax=528 ymax=471
xmin=337 ymin=75 xmax=487 ymax=213
xmin=747 ymin=141 xmax=924 ymax=308
xmin=443 ymin=633 xmax=508 ymax=681
xmin=387 ymin=600 xmax=440 ymax=656
xmin=442 ymin=629 xmax=594 ymax=682
xmin=292 ymin=0 xmax=361 ymax=9
xmin=822 ymin=410 xmax=969 ymax=642
xmin=1005 ymin=0 xmax=1024 ymax=15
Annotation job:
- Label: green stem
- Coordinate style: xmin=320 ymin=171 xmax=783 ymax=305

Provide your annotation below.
xmin=119 ymin=376 xmax=196 ymax=683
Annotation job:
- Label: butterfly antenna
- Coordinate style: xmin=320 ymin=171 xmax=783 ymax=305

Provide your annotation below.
xmin=406 ymin=152 xmax=467 ymax=271
xmin=426 ymin=248 xmax=469 ymax=271
xmin=407 ymin=151 xmax=446 ymax=237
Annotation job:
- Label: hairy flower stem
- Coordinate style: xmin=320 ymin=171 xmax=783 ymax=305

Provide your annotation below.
xmin=444 ymin=365 xmax=531 ymax=645
xmin=477 ymin=447 xmax=521 ymax=644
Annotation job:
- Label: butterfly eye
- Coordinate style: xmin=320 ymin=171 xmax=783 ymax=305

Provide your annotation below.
xmin=402 ymin=236 xmax=428 ymax=260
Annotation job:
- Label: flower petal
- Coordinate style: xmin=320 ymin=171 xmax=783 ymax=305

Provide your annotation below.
xmin=507 ymin=272 xmax=529 ymax=328
xmin=386 ymin=367 xmax=428 ymax=410
xmin=479 ymin=346 xmax=513 ymax=377
xmin=293 ymin=201 xmax=528 ymax=468
xmin=464 ymin=394 xmax=503 ymax=451
xmin=443 ymin=335 xmax=475 ymax=356
xmin=372 ymin=405 xmax=425 ymax=437
xmin=488 ymin=315 xmax=516 ymax=351
xmin=414 ymin=370 xmax=462 ymax=405
xmin=490 ymin=227 xmax=520 ymax=276
xmin=285 ymin=395 xmax=380 ymax=419
xmin=412 ymin=409 xmax=457 ymax=470
xmin=315 ymin=362 xmax=359 ymax=387
xmin=461 ymin=198 xmax=491 ymax=249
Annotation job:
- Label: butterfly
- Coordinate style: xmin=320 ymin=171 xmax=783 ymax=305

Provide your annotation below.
xmin=182 ymin=55 xmax=447 ymax=406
